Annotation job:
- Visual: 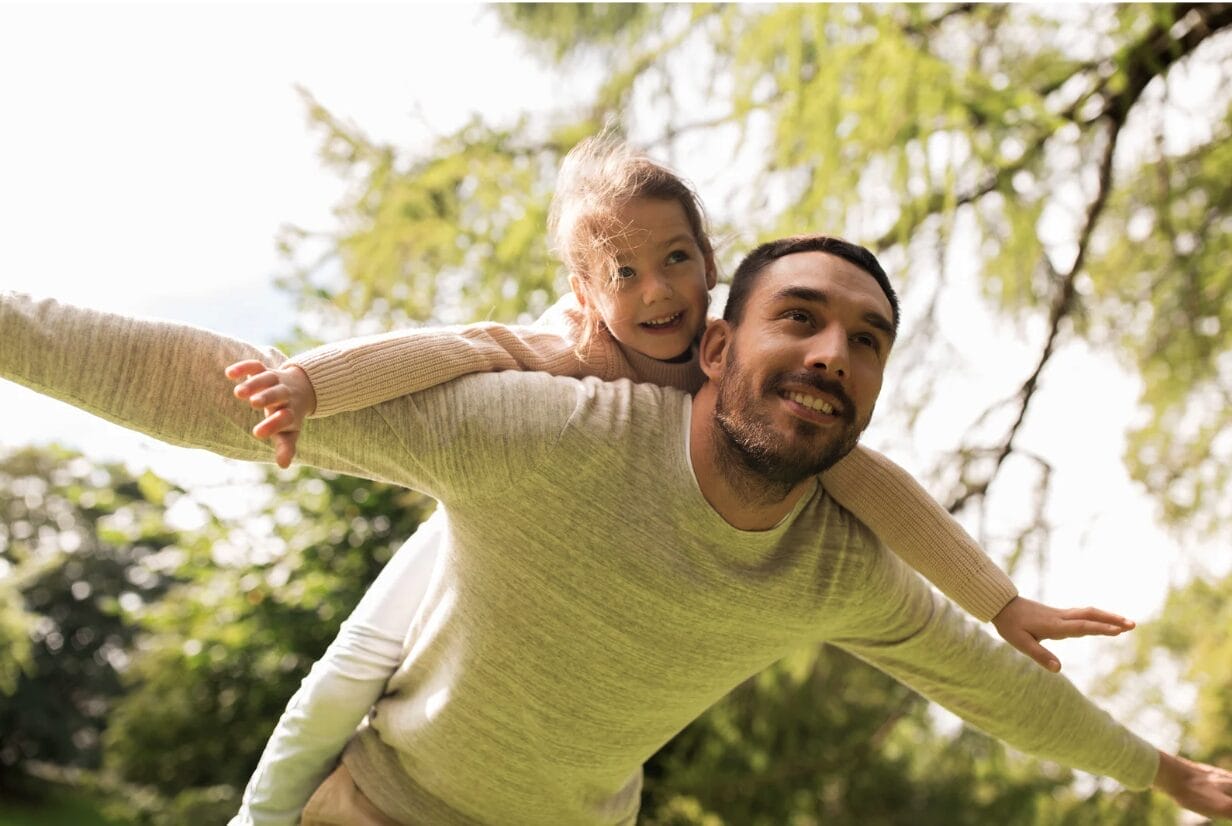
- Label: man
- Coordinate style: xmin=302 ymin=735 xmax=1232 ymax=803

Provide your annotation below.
xmin=2 ymin=237 xmax=1229 ymax=823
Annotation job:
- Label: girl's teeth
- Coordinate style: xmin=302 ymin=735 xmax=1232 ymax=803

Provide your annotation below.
xmin=644 ymin=312 xmax=681 ymax=328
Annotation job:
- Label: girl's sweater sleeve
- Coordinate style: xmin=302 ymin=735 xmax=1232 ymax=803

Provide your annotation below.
xmin=819 ymin=445 xmax=1018 ymax=622
xmin=292 ymin=296 xmax=617 ymax=417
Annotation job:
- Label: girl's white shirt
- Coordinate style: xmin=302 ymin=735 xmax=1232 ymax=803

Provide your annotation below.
xmin=230 ymin=514 xmax=445 ymax=826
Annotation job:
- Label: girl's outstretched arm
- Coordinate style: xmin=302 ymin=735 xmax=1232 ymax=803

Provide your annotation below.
xmin=820 ymin=446 xmax=1134 ymax=670
xmin=226 ymin=297 xmax=612 ymax=467
xmin=289 ymin=296 xmax=614 ymax=418
xmin=820 ymin=446 xmax=1017 ymax=620
xmin=228 ymin=295 xmax=700 ymax=466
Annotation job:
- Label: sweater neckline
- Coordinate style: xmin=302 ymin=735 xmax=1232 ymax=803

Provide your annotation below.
xmin=619 ymin=342 xmax=706 ymax=394
xmin=676 ymin=396 xmax=819 ymax=544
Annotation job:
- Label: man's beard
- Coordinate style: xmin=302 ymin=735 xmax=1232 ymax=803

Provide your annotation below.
xmin=713 ymin=344 xmax=867 ymax=499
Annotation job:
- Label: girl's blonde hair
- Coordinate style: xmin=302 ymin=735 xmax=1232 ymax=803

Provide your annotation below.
xmin=547 ymin=134 xmax=714 ymax=350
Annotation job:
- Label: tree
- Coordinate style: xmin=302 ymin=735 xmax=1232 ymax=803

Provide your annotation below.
xmin=1108 ymin=571 xmax=1232 ymax=769
xmin=96 ymin=470 xmax=434 ymax=825
xmin=0 ymin=447 xmax=181 ymax=796
xmin=0 ymin=449 xmax=435 ymax=823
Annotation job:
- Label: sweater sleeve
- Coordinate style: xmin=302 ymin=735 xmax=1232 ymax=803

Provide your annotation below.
xmin=819 ymin=445 xmax=1017 ymax=621
xmin=0 ymin=291 xmax=415 ymax=484
xmin=291 ymin=296 xmax=615 ymax=417
xmin=826 ymin=540 xmax=1159 ymax=790
xmin=0 ymin=291 xmax=572 ymax=502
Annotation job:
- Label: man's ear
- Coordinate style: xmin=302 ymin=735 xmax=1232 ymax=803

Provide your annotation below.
xmin=569 ymin=273 xmax=588 ymax=310
xmin=699 ymin=319 xmax=731 ymax=382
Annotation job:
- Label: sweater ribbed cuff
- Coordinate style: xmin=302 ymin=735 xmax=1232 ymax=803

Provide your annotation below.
xmin=291 ymin=346 xmax=365 ymax=419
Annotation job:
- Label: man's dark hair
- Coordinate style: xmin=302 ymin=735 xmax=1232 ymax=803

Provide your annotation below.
xmin=722 ymin=235 xmax=899 ymax=332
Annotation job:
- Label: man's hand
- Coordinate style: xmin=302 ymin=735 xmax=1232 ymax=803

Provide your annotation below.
xmin=1154 ymin=751 xmax=1232 ymax=820
xmin=991 ymin=596 xmax=1135 ymax=672
xmin=224 ymin=360 xmax=318 ymax=469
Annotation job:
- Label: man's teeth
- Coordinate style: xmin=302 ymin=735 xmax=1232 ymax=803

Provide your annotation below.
xmin=643 ymin=312 xmax=680 ymax=328
xmin=787 ymin=391 xmax=835 ymax=415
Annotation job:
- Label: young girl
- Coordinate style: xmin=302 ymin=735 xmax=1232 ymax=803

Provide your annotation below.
xmin=224 ymin=136 xmax=1134 ymax=825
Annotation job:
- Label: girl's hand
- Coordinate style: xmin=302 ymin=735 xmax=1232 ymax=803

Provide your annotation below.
xmin=991 ymin=596 xmax=1135 ymax=672
xmin=224 ymin=360 xmax=318 ymax=469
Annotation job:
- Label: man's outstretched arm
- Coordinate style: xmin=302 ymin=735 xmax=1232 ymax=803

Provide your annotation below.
xmin=0 ymin=291 xmax=456 ymax=494
xmin=825 ymin=543 xmax=1232 ymax=819
xmin=0 ymin=291 xmax=578 ymax=500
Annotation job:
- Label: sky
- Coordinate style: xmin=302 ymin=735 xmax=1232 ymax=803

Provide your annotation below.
xmin=1 ymin=3 xmax=1226 ymax=738
xmin=1 ymin=2 xmax=596 ymax=500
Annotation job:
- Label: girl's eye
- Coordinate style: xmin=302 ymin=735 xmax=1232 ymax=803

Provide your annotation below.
xmin=666 ymin=249 xmax=689 ymax=264
xmin=616 ymin=265 xmax=636 ymax=280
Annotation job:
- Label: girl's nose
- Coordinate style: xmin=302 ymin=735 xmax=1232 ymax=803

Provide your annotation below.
xmin=643 ymin=271 xmax=673 ymax=304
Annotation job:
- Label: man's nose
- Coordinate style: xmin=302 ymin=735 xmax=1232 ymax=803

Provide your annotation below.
xmin=808 ymin=325 xmax=849 ymax=378
xmin=642 ymin=271 xmax=673 ymax=304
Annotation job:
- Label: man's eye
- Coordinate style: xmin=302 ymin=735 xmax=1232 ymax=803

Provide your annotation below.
xmin=784 ymin=310 xmax=812 ymax=324
xmin=853 ymin=333 xmax=877 ymax=348
xmin=616 ymin=265 xmax=636 ymax=280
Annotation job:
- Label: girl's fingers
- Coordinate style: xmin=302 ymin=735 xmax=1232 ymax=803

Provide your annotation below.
xmin=252 ymin=408 xmax=296 ymax=439
xmin=273 ymin=432 xmax=298 ymax=469
xmin=1052 ymin=620 xmax=1131 ymax=639
xmin=234 ymin=372 xmax=279 ymax=401
xmin=225 ymin=359 xmax=269 ymax=381
xmin=1059 ymin=607 xmax=1134 ymax=628
xmin=250 ymin=385 xmax=289 ymax=408
xmin=1015 ymin=634 xmax=1061 ymax=672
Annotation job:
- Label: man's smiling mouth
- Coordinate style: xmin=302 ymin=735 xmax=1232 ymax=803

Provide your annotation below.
xmin=784 ymin=390 xmax=836 ymax=415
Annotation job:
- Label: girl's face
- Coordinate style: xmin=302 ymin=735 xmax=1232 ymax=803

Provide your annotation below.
xmin=572 ymin=197 xmax=716 ymax=362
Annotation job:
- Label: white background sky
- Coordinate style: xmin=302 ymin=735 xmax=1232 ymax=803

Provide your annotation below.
xmin=1 ymin=3 xmax=1227 ymax=739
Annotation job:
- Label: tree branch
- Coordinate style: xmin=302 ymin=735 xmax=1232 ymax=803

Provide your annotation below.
xmin=1101 ymin=4 xmax=1232 ymax=127
xmin=946 ymin=114 xmax=1122 ymax=514
xmin=937 ymin=7 xmax=1232 ymax=515
xmin=899 ymin=3 xmax=979 ymax=40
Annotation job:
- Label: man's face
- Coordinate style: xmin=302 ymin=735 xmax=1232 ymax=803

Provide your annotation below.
xmin=702 ymin=251 xmax=895 ymax=486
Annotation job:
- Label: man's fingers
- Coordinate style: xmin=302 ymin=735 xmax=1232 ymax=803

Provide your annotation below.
xmin=1155 ymin=753 xmax=1232 ymax=818
xmin=1170 ymin=758 xmax=1232 ymax=818
xmin=1059 ymin=606 xmax=1135 ymax=628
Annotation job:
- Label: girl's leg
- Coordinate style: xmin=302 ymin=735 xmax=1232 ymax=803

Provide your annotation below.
xmin=299 ymin=763 xmax=403 ymax=826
